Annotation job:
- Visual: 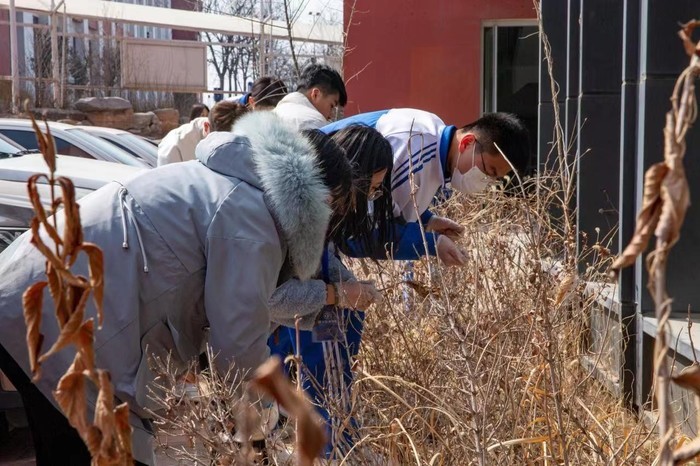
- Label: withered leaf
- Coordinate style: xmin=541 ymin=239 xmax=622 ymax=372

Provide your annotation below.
xmin=402 ymin=279 xmax=440 ymax=298
xmin=29 ymin=217 xmax=63 ymax=272
xmin=22 ymin=281 xmax=47 ymax=378
xmin=85 ymin=425 xmax=103 ymax=458
xmin=66 ymin=284 xmax=86 ymax=319
xmin=55 ymin=267 xmax=91 ymax=289
xmin=554 ymin=273 xmax=575 ymax=307
xmin=46 ymin=264 xmax=69 ymax=326
xmin=656 ymin=167 xmax=690 ymax=247
xmin=57 ymin=176 xmax=83 ymax=262
xmin=80 ymin=243 xmax=105 ymax=327
xmin=611 ymin=162 xmax=668 ymax=272
xmin=655 ymin=111 xmax=691 ymax=247
xmin=54 ymin=354 xmax=88 ymax=434
xmin=94 ymin=370 xmax=117 ymax=461
xmin=27 ymin=173 xmax=53 ymax=226
xmin=39 ymin=285 xmax=90 ymax=363
xmin=672 ymin=363 xmax=700 ymax=396
xmin=679 ymin=20 xmax=700 ymax=57
xmin=76 ymin=319 xmax=96 ymax=373
xmin=29 ymin=115 xmax=56 ymax=174
xmin=114 ymin=403 xmax=133 ymax=462
xmin=251 ymin=357 xmax=326 ymax=464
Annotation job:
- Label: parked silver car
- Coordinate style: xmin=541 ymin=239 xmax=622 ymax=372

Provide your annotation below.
xmin=0 ymin=119 xmax=150 ymax=168
xmin=72 ymin=126 xmax=158 ymax=167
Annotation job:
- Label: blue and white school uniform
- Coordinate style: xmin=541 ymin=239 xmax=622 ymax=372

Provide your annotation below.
xmin=323 ymin=108 xmax=457 ymax=259
xmin=268 ymin=110 xmax=456 ymax=457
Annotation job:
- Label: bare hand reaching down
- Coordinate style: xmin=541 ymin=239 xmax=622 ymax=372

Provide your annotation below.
xmin=426 ymin=215 xmax=465 ymax=240
xmin=436 ymin=235 xmax=468 ymax=266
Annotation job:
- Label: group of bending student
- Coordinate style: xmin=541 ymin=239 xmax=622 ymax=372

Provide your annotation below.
xmin=0 ymin=63 xmax=531 ymax=465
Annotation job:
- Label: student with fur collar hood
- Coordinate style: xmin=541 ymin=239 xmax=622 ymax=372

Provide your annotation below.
xmin=0 ymin=111 xmax=352 ymax=465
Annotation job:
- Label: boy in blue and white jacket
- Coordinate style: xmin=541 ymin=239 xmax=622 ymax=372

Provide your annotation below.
xmin=322 ymin=108 xmax=531 ymax=264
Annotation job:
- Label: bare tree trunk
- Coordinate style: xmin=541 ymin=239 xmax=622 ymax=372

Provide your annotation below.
xmin=282 ymin=0 xmax=300 ymax=77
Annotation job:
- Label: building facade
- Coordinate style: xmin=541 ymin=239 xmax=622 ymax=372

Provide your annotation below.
xmin=341 ymin=0 xmax=536 ymax=138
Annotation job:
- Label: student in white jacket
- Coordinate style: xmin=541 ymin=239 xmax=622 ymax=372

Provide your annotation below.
xmin=274 ymin=64 xmax=347 ymax=130
xmin=157 ymin=101 xmax=247 ymax=166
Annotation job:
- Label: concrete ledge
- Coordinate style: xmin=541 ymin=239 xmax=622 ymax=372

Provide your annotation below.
xmin=580 ymin=354 xmax=622 ymax=399
xmin=642 ymin=313 xmax=700 ymax=364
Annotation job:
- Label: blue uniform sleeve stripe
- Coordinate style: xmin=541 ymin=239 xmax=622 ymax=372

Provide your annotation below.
xmin=391 ymin=159 xmax=433 ymax=191
xmin=320 ymin=110 xmax=390 ymax=134
xmin=393 ymin=141 xmax=437 ymax=174
xmin=391 ymin=149 xmax=437 ymax=190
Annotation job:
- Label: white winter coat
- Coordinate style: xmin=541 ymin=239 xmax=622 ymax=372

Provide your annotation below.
xmin=273 ymin=91 xmax=328 ymax=130
xmin=157 ymin=117 xmax=208 ymax=166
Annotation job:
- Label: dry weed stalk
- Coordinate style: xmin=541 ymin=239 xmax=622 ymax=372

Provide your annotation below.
xmin=20 ymin=109 xmax=133 ymax=464
xmin=148 ymin=350 xmax=326 ymax=466
xmin=611 ymin=21 xmax=700 ymax=466
xmin=147 ymin=352 xmax=277 ymax=465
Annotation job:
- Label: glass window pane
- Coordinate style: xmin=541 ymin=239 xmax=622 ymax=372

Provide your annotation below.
xmin=496 ymin=25 xmax=539 ymax=155
xmin=53 ymin=137 xmax=94 ymax=159
xmin=0 ymin=129 xmax=39 ymax=150
xmin=483 ymin=27 xmax=494 ymax=113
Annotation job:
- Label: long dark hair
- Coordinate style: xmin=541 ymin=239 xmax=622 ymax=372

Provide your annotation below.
xmin=329 ymin=125 xmax=394 ymax=256
xmin=301 ymin=130 xmax=353 ymax=238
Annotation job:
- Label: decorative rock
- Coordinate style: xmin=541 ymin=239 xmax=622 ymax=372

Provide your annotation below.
xmin=74 ymin=97 xmax=132 ymax=113
xmin=153 ymin=108 xmax=180 ymax=135
xmin=84 ymin=109 xmax=134 ymax=130
xmin=132 ymin=111 xmax=157 ymax=130
xmin=130 ymin=111 xmax=163 ymax=137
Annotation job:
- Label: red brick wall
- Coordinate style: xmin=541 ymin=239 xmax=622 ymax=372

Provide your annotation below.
xmin=342 ymin=0 xmax=535 ymax=124
xmin=171 ymin=0 xmax=200 ymax=41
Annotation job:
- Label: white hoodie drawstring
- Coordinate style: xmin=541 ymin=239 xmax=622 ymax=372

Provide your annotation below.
xmin=118 ymin=187 xmax=149 ymax=273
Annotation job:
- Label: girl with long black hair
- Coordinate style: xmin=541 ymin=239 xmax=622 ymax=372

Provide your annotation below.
xmin=268 ymin=124 xmax=394 ymax=459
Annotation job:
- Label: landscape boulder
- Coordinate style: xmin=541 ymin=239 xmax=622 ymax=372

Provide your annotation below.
xmin=74 ymin=97 xmax=134 ymax=130
xmin=153 ymin=108 xmax=179 ymax=135
xmin=130 ymin=111 xmax=162 ymax=138
xmin=75 ymin=97 xmax=132 ymax=113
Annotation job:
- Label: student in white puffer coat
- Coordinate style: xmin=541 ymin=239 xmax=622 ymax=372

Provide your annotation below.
xmin=274 ymin=64 xmax=347 ymax=130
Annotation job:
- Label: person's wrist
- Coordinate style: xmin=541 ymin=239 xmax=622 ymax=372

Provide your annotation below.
xmin=326 ymin=283 xmax=337 ymax=305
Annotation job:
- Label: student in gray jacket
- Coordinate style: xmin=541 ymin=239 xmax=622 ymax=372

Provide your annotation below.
xmin=0 ymin=111 xmax=353 ymax=466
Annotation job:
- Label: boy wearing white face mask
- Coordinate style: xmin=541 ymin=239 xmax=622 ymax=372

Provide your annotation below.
xmin=322 ymin=109 xmax=531 ymax=265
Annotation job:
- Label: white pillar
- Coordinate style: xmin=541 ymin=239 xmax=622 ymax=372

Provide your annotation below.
xmin=9 ymin=0 xmax=19 ymax=113
xmin=50 ymin=6 xmax=60 ymax=105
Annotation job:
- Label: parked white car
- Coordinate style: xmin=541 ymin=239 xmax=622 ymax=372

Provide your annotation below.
xmin=0 ymin=151 xmax=145 ymax=253
xmin=0 ymin=119 xmax=150 ymax=168
xmin=73 ymin=126 xmax=158 ymax=167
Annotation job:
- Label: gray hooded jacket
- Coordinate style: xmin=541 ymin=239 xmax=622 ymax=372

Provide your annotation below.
xmin=0 ymin=111 xmax=330 ymax=464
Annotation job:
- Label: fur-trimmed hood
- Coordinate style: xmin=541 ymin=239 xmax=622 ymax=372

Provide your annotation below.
xmin=196 ymin=111 xmax=330 ymax=279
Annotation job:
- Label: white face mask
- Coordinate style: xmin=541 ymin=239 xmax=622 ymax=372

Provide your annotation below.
xmin=451 ymin=144 xmax=492 ymax=194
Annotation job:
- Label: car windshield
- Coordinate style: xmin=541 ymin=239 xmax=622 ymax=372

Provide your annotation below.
xmin=64 ymin=128 xmax=149 ymax=168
